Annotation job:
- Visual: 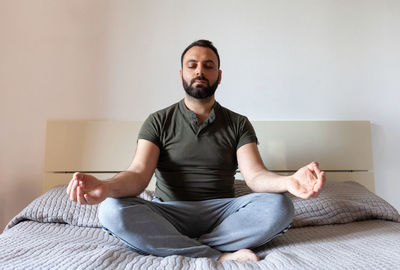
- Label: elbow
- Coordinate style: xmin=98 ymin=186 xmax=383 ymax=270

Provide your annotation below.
xmin=244 ymin=174 xmax=261 ymax=192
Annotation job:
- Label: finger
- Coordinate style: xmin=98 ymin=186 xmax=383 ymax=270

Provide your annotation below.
xmin=308 ymin=189 xmax=319 ymax=199
xmin=313 ymin=191 xmax=321 ymax=198
xmin=302 ymin=191 xmax=314 ymax=200
xmin=67 ymin=179 xmax=73 ymax=195
xmin=74 ymin=171 xmax=82 ymax=179
xmin=307 ymin=161 xmax=318 ymax=171
xmin=310 ymin=188 xmax=320 ymax=198
xmin=69 ymin=179 xmax=78 ymax=202
xmin=84 ymin=194 xmax=95 ymax=205
xmin=75 ymin=172 xmax=84 ymax=183
xmin=318 ymin=170 xmax=326 ymax=186
xmin=66 ymin=173 xmax=78 ymax=195
xmin=69 ymin=187 xmax=77 ymax=202
xmin=314 ymin=171 xmax=326 ymax=192
xmin=79 ymin=179 xmax=86 ymax=189
xmin=295 ymin=186 xmax=314 ymax=200
xmin=299 ymin=192 xmax=309 ymax=200
xmin=76 ymin=172 xmax=89 ymax=189
xmin=77 ymin=186 xmax=88 ymax=204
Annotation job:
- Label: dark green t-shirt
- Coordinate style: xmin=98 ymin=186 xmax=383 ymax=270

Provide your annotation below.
xmin=138 ymin=99 xmax=258 ymax=201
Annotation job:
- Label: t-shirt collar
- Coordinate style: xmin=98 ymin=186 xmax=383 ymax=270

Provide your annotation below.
xmin=178 ymin=98 xmax=219 ymax=126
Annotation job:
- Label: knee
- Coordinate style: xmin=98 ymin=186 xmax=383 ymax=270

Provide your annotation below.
xmin=252 ymin=193 xmax=294 ymax=227
xmin=98 ymin=198 xmax=120 ymax=227
xmin=98 ymin=197 xmax=149 ymax=232
xmin=276 ymin=193 xmax=294 ymax=225
xmin=98 ymin=198 xmax=130 ymax=232
xmin=231 ymin=193 xmax=294 ymax=249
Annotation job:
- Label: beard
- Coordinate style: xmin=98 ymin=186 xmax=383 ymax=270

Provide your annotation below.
xmin=182 ymin=75 xmax=219 ymax=99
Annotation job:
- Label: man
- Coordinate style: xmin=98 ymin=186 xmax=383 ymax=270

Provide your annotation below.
xmin=66 ymin=40 xmax=325 ymax=262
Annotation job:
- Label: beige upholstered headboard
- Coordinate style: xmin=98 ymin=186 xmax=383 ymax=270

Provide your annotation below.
xmin=43 ymin=120 xmax=374 ymax=193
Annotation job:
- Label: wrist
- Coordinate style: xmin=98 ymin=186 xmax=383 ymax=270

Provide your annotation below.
xmin=284 ymin=175 xmax=294 ymax=192
xmin=102 ymin=180 xmax=114 ymax=198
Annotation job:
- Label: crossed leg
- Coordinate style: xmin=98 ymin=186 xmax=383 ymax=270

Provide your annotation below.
xmin=199 ymin=193 xmax=294 ymax=261
xmin=98 ymin=193 xmax=294 ymax=262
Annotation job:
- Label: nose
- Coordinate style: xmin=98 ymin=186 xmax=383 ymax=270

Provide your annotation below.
xmin=195 ymin=65 xmax=203 ymax=76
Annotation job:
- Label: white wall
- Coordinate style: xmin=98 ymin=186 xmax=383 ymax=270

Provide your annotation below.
xmin=1 ymin=0 xmax=399 ymax=230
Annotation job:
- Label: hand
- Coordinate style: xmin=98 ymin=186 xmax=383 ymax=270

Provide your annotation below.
xmin=66 ymin=172 xmax=109 ymax=205
xmin=287 ymin=162 xmax=325 ymax=199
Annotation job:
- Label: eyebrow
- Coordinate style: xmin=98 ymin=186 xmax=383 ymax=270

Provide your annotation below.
xmin=186 ymin=59 xmax=216 ymax=65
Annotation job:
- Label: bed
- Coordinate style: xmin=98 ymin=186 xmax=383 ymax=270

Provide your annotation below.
xmin=1 ymin=120 xmax=399 ymax=269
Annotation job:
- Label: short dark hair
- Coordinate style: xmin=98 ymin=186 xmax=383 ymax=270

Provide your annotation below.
xmin=181 ymin=40 xmax=220 ymax=69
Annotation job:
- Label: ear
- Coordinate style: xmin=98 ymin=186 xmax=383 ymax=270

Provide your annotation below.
xmin=179 ymin=69 xmax=183 ymax=83
xmin=218 ymin=70 xmax=222 ymax=84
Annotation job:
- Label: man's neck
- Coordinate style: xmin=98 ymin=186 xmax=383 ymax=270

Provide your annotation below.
xmin=184 ymin=95 xmax=215 ymax=125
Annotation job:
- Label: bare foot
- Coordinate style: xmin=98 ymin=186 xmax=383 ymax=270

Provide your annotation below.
xmin=217 ymin=249 xmax=260 ymax=262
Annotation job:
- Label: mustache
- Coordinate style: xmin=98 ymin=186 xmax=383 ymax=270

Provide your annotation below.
xmin=190 ymin=76 xmax=209 ymax=85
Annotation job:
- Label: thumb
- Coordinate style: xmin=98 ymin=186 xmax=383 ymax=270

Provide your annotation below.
xmin=307 ymin=162 xmax=318 ymax=171
xmin=74 ymin=172 xmax=84 ymax=181
xmin=74 ymin=172 xmax=88 ymax=189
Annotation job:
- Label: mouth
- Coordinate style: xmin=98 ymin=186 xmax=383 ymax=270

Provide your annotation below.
xmin=195 ymin=80 xmax=207 ymax=84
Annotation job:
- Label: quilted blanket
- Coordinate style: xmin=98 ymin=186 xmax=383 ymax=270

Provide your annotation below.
xmin=1 ymin=181 xmax=400 ymax=269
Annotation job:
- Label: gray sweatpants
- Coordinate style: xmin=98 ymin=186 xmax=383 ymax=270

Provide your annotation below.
xmin=98 ymin=192 xmax=294 ymax=260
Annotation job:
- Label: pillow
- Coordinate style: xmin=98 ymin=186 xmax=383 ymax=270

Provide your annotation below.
xmin=5 ymin=186 xmax=153 ymax=230
xmin=234 ymin=180 xmax=400 ymax=227
xmin=6 ymin=181 xmax=399 ymax=231
xmin=5 ymin=186 xmax=102 ymax=230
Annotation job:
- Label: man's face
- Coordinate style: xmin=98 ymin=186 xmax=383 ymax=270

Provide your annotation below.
xmin=180 ymin=46 xmax=222 ymax=99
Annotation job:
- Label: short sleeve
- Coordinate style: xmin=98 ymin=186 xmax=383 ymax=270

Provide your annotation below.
xmin=237 ymin=117 xmax=259 ymax=150
xmin=138 ymin=114 xmax=162 ymax=149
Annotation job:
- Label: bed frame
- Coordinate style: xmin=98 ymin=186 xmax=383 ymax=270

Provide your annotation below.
xmin=43 ymin=120 xmax=374 ymax=193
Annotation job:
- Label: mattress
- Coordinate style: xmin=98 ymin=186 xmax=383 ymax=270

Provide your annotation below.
xmin=1 ymin=181 xmax=399 ymax=270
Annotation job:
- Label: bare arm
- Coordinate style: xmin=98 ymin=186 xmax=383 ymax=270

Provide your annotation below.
xmin=105 ymin=139 xmax=160 ymax=198
xmin=237 ymin=142 xmax=325 ymax=199
xmin=67 ymin=139 xmax=160 ymax=204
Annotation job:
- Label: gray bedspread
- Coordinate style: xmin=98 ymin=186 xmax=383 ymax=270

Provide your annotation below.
xmin=1 ymin=181 xmax=400 ymax=269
